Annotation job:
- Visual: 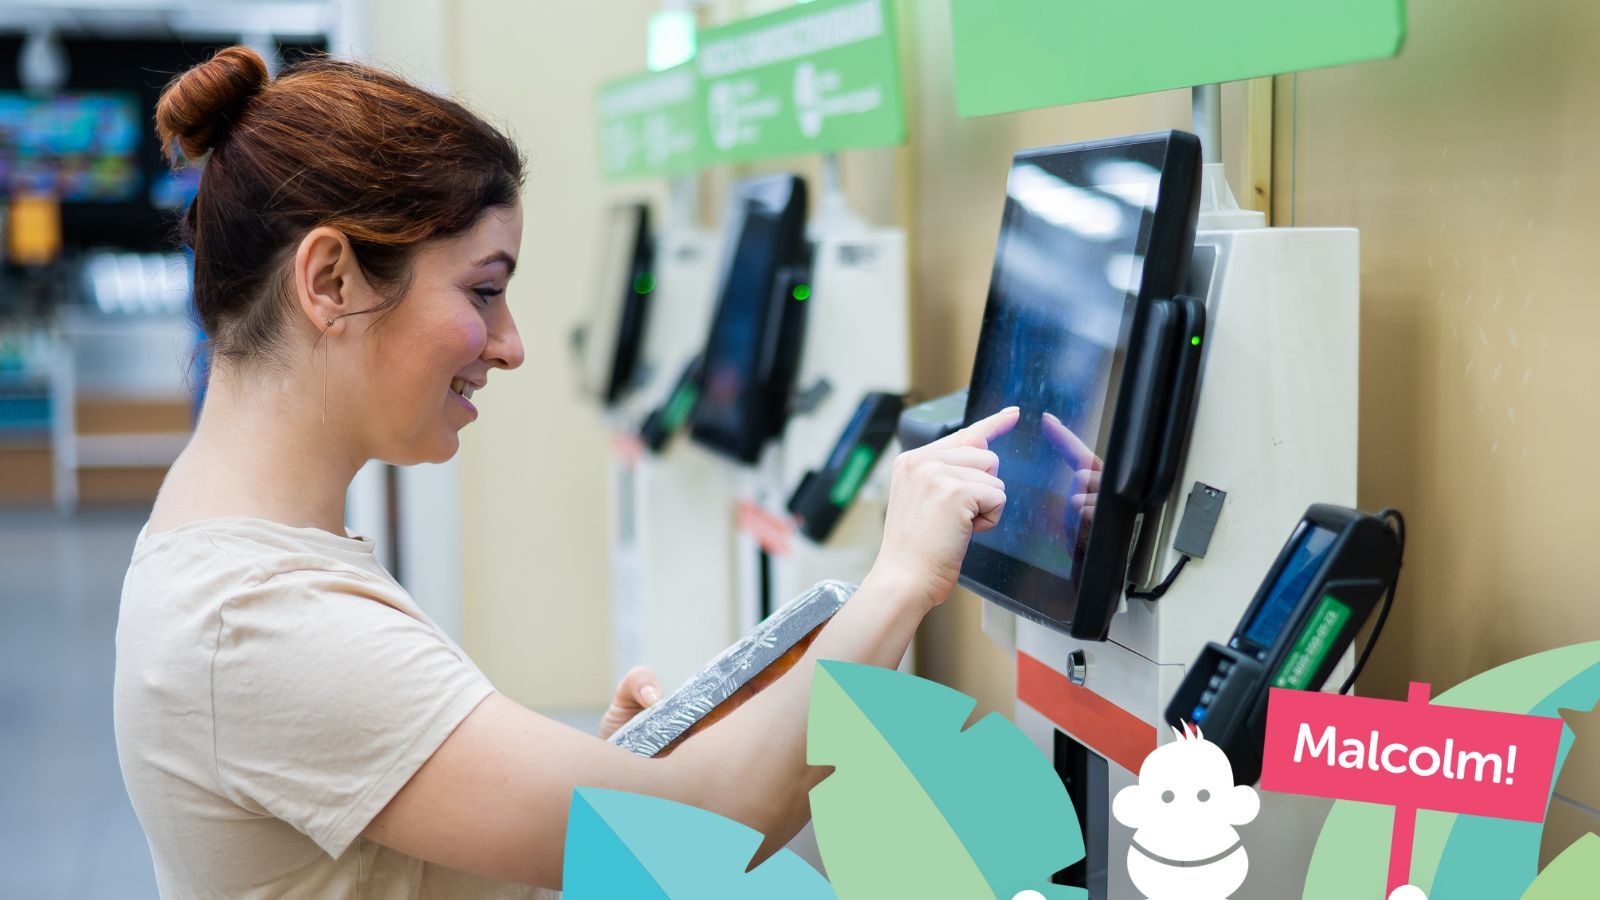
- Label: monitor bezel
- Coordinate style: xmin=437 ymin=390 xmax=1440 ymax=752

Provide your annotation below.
xmin=596 ymin=203 xmax=654 ymax=407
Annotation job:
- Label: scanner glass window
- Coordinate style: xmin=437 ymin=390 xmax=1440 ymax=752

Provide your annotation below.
xmin=1241 ymin=524 xmax=1338 ymax=651
xmin=696 ymin=208 xmax=778 ymax=438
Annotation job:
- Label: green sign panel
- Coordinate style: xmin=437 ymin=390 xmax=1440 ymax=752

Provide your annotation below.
xmin=1273 ymin=595 xmax=1352 ymax=691
xmin=595 ymin=63 xmax=701 ymax=181
xmin=950 ymin=0 xmax=1406 ymax=118
xmin=695 ymin=0 xmax=905 ymax=164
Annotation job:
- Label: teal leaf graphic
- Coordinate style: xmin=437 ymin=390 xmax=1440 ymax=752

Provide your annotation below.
xmin=563 ymin=787 xmax=834 ymax=899
xmin=807 ymin=659 xmax=1086 ymax=899
xmin=1303 ymin=642 xmax=1600 ymax=899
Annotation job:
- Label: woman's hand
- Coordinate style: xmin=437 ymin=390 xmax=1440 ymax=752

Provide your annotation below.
xmin=597 ymin=665 xmax=662 ymax=740
xmin=871 ymin=406 xmax=1020 ymax=610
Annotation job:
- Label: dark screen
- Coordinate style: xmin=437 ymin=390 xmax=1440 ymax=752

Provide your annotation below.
xmin=0 ymin=92 xmax=142 ymax=202
xmin=967 ymin=155 xmax=1160 ymax=582
xmin=1243 ymin=525 xmax=1338 ymax=649
xmin=695 ymin=208 xmax=778 ymax=437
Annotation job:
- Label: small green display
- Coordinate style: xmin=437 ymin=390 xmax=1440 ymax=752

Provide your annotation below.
xmin=633 ymin=273 xmax=656 ymax=295
xmin=661 ymin=384 xmax=699 ymax=432
xmin=792 ymin=284 xmax=812 ymax=302
xmin=1272 ymin=595 xmax=1352 ymax=690
xmin=1191 ymin=335 xmax=1201 ymax=346
xmin=830 ymin=445 xmax=879 ymax=507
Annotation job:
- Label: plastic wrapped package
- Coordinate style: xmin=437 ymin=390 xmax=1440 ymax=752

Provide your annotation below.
xmin=609 ymin=579 xmax=857 ymax=757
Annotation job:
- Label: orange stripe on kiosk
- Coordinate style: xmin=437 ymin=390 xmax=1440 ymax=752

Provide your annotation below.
xmin=1017 ymin=650 xmax=1157 ymax=776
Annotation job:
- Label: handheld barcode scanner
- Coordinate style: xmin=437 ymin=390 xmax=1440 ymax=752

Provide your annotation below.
xmin=1165 ymin=504 xmax=1405 ymax=785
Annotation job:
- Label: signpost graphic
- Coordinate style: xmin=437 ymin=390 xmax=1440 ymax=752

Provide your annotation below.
xmin=1261 ymin=682 xmax=1565 ymax=897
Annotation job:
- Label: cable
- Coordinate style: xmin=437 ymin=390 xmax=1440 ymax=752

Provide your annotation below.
xmin=1339 ymin=508 xmax=1406 ymax=695
xmin=1127 ymin=554 xmax=1190 ymax=602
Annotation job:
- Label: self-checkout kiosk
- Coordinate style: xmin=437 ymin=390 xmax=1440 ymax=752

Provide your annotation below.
xmin=687 ymin=168 xmax=912 ymax=638
xmin=899 ymin=126 xmax=1399 ymax=898
xmin=575 ymin=199 xmax=738 ymax=691
xmin=745 ymin=222 xmax=911 ymax=630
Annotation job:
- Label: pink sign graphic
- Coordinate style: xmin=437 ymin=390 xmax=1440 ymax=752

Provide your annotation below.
xmin=1261 ymin=682 xmax=1564 ymax=895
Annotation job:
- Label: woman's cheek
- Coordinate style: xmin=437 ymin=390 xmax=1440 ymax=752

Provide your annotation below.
xmin=454 ymin=312 xmax=490 ymax=366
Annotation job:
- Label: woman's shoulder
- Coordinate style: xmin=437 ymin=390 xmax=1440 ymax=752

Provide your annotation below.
xmin=122 ymin=515 xmax=415 ymax=639
xmin=133 ymin=515 xmax=383 ymax=580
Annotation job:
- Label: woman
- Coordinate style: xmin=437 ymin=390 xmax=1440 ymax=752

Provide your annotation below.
xmin=115 ymin=46 xmax=1017 ymax=897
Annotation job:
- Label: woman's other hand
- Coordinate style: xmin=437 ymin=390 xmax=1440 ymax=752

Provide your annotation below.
xmin=872 ymin=406 xmax=1020 ymax=610
xmin=597 ymin=665 xmax=661 ymax=739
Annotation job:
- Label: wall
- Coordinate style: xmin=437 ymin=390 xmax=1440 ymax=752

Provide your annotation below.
xmin=1277 ymin=0 xmax=1600 ymax=857
xmin=442 ymin=0 xmax=668 ymax=710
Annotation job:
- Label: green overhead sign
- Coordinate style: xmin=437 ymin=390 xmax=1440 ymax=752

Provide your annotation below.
xmin=696 ymin=0 xmax=905 ymax=163
xmin=595 ymin=0 xmax=906 ymax=179
xmin=596 ymin=63 xmax=702 ymax=181
xmin=950 ymin=0 xmax=1407 ymax=118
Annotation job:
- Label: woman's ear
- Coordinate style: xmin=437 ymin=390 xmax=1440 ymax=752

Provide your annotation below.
xmin=293 ymin=226 xmax=360 ymax=334
xmin=1222 ymin=784 xmax=1261 ymax=826
xmin=1112 ymin=783 xmax=1149 ymax=829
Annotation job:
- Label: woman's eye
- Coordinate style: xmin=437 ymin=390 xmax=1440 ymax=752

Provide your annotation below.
xmin=472 ymin=287 xmax=504 ymax=306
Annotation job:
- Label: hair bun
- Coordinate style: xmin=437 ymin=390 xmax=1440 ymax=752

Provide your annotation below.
xmin=156 ymin=46 xmax=270 ymax=163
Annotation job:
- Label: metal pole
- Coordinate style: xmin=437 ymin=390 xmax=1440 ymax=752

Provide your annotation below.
xmin=1192 ymin=83 xmax=1223 ymax=165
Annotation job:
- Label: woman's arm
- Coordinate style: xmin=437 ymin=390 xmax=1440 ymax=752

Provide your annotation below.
xmin=364 ymin=407 xmax=1019 ymax=888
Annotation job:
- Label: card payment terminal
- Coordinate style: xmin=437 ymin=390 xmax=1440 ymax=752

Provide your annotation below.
xmin=1166 ymin=504 xmax=1404 ymax=784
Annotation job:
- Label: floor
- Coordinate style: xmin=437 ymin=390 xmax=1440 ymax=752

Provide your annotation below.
xmin=0 ymin=505 xmax=158 ymax=898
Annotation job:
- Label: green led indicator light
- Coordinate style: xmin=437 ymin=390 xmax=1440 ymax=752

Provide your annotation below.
xmin=792 ymin=284 xmax=811 ymax=301
xmin=633 ymin=273 xmax=656 ymax=295
xmin=1190 ymin=335 xmax=1201 ymax=346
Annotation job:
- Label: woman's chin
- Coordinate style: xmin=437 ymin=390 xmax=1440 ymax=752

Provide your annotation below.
xmin=385 ymin=431 xmax=460 ymax=466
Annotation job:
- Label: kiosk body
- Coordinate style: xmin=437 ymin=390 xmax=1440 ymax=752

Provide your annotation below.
xmin=603 ymin=227 xmax=741 ymax=691
xmin=734 ymin=226 xmax=912 ymax=633
xmin=1003 ymin=168 xmax=1360 ymax=899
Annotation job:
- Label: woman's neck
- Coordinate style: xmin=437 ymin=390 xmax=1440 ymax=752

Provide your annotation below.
xmin=151 ymin=362 xmax=364 ymax=536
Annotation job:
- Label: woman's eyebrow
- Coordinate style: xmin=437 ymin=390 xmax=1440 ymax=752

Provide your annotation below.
xmin=473 ymin=251 xmax=517 ymax=276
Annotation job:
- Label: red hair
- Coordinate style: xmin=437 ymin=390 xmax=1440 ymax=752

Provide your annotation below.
xmin=155 ymin=46 xmax=524 ymax=360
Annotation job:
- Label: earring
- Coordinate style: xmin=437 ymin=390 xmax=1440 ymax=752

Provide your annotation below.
xmin=322 ymin=317 xmax=332 ymax=424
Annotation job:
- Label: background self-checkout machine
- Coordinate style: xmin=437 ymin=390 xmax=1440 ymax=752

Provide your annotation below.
xmin=903 ymin=98 xmax=1361 ymax=897
xmin=727 ymin=157 xmax=912 ymax=636
xmin=575 ymin=185 xmax=738 ymax=692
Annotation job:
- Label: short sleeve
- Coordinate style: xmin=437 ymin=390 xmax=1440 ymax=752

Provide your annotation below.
xmin=211 ymin=566 xmax=495 ymax=858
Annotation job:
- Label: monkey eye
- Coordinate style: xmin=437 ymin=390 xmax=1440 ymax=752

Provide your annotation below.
xmin=1197 ymin=789 xmax=1211 ymax=802
xmin=1161 ymin=790 xmax=1175 ymax=804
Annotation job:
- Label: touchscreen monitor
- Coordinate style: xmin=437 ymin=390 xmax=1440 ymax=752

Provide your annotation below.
xmin=960 ymin=131 xmax=1201 ymax=637
xmin=579 ymin=203 xmax=653 ymax=406
xmin=689 ymin=174 xmax=808 ymax=463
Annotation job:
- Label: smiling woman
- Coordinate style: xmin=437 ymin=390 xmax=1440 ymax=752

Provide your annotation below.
xmin=113 ymin=44 xmax=1018 ymax=900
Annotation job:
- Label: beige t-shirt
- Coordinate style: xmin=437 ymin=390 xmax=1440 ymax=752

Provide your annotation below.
xmin=114 ymin=516 xmax=540 ymax=899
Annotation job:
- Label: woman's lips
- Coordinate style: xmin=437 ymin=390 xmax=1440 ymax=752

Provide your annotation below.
xmin=449 ymin=378 xmax=479 ymax=418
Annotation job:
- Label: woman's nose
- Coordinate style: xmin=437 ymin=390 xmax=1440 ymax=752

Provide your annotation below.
xmin=486 ymin=306 xmax=525 ymax=370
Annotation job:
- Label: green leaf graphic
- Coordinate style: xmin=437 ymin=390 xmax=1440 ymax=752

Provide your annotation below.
xmin=1303 ymin=642 xmax=1600 ymax=899
xmin=807 ymin=660 xmax=1086 ymax=899
xmin=563 ymin=787 xmax=834 ymax=900
xmin=1521 ymin=832 xmax=1600 ymax=900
